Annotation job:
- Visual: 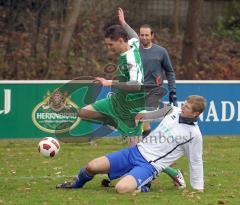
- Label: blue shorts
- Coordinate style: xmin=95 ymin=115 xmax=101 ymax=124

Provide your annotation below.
xmin=106 ymin=146 xmax=157 ymax=188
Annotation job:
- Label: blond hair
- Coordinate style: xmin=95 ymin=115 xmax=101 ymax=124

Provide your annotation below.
xmin=187 ymin=95 xmax=206 ymax=115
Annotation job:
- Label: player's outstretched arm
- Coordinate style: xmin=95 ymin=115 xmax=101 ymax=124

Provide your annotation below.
xmin=94 ymin=77 xmax=112 ymax=86
xmin=94 ymin=77 xmax=141 ymax=92
xmin=117 ymin=7 xmax=138 ymax=39
xmin=118 ymin=7 xmax=126 ymax=25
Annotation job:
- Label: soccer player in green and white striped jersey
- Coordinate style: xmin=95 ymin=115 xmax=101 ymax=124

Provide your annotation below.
xmin=78 ymin=11 xmax=145 ymax=138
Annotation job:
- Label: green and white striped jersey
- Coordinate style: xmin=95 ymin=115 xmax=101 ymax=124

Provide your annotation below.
xmin=117 ymin=37 xmax=144 ymax=84
xmin=110 ymin=37 xmax=146 ymax=122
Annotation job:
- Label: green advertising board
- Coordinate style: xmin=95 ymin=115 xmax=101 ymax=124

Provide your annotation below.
xmin=2 ymin=80 xmax=240 ymax=138
xmin=0 ymin=80 xmax=103 ymax=139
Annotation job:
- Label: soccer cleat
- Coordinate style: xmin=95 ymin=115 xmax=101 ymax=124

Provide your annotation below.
xmin=56 ymin=181 xmax=75 ymax=189
xmin=173 ymin=169 xmax=186 ymax=189
xmin=141 ymin=182 xmax=151 ymax=192
xmin=101 ymin=179 xmax=111 ymax=187
xmin=56 ymin=180 xmax=82 ymax=189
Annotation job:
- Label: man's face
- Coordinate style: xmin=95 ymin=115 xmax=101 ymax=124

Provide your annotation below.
xmin=181 ymin=101 xmax=198 ymax=118
xmin=139 ymin=27 xmax=153 ymax=47
xmin=104 ymin=38 xmax=122 ymax=55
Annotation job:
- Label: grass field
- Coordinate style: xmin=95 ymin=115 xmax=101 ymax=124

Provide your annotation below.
xmin=0 ymin=137 xmax=240 ymax=205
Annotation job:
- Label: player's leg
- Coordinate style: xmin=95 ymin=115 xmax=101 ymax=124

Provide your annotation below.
xmin=85 ymin=156 xmax=110 ymax=174
xmin=72 ymin=156 xmax=111 ymax=187
xmin=57 ymin=147 xmax=134 ymax=189
xmin=115 ymin=175 xmax=137 ymax=193
xmin=71 ymin=156 xmax=110 ymax=188
xmin=56 ymin=156 xmax=110 ymax=189
xmin=110 ymin=116 xmax=143 ymax=147
xmin=78 ymin=104 xmax=104 ymax=119
xmin=78 ymin=97 xmax=121 ymax=124
xmin=79 ymin=98 xmax=118 ymax=143
xmin=163 ymin=167 xmax=186 ymax=189
xmin=115 ymin=163 xmax=157 ymax=194
xmin=86 ymin=98 xmax=118 ymax=127
xmin=142 ymin=122 xmax=186 ymax=189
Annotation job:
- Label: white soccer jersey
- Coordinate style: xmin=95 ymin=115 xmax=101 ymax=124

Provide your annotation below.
xmin=137 ymin=106 xmax=204 ymax=190
xmin=118 ymin=37 xmax=144 ymax=84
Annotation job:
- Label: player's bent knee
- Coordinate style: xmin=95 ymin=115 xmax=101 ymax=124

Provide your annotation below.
xmin=85 ymin=161 xmax=98 ymax=174
xmin=115 ymin=175 xmax=138 ymax=193
xmin=115 ymin=184 xmax=130 ymax=194
xmin=78 ymin=105 xmax=101 ymax=119
xmin=77 ymin=108 xmax=88 ymax=119
xmin=85 ymin=157 xmax=109 ymax=174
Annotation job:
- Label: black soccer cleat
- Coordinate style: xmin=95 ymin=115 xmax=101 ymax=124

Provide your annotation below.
xmin=141 ymin=182 xmax=151 ymax=192
xmin=56 ymin=181 xmax=75 ymax=189
xmin=101 ymin=179 xmax=111 ymax=187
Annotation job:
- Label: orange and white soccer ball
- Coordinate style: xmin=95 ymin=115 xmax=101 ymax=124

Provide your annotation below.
xmin=38 ymin=137 xmax=60 ymax=157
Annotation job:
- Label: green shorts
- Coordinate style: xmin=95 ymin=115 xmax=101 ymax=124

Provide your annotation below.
xmin=92 ymin=98 xmax=142 ymax=136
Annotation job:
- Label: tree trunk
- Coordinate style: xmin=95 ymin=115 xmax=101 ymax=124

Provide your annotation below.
xmin=181 ymin=0 xmax=203 ymax=72
xmin=32 ymin=10 xmax=41 ymax=58
xmin=32 ymin=0 xmax=48 ymax=58
xmin=59 ymin=0 xmax=82 ymax=60
xmin=172 ymin=0 xmax=180 ymax=35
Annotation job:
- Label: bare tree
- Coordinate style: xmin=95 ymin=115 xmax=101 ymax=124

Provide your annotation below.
xmin=172 ymin=0 xmax=180 ymax=35
xmin=181 ymin=0 xmax=203 ymax=73
xmin=32 ymin=0 xmax=49 ymax=58
xmin=59 ymin=0 xmax=82 ymax=60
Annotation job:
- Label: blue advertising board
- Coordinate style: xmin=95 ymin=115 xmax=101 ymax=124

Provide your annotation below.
xmin=98 ymin=80 xmax=240 ymax=136
xmin=165 ymin=81 xmax=240 ymax=135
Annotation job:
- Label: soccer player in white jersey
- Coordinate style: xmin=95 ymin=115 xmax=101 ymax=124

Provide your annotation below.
xmin=57 ymin=95 xmax=206 ymax=193
xmin=117 ymin=7 xmax=185 ymax=191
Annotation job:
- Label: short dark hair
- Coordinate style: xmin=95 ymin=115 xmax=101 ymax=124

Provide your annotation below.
xmin=140 ymin=24 xmax=154 ymax=35
xmin=104 ymin=25 xmax=128 ymax=42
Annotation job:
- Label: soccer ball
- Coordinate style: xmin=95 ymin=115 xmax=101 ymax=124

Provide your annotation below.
xmin=38 ymin=137 xmax=60 ymax=157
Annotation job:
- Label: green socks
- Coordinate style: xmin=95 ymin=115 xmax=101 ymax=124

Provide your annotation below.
xmin=163 ymin=167 xmax=178 ymax=178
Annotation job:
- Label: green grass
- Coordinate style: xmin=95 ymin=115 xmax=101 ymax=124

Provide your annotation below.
xmin=0 ymin=137 xmax=240 ymax=205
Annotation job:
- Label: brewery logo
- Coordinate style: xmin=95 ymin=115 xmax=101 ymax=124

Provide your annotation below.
xmin=32 ymin=89 xmax=80 ymax=133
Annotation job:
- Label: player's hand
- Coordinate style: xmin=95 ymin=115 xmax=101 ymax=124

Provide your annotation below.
xmin=118 ymin=7 xmax=126 ymax=25
xmin=169 ymin=91 xmax=177 ymax=106
xmin=135 ymin=112 xmax=145 ymax=126
xmin=94 ymin=77 xmax=112 ymax=86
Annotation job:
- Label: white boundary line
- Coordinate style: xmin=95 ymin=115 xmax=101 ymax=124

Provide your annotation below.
xmin=0 ymin=80 xmax=240 ymax=84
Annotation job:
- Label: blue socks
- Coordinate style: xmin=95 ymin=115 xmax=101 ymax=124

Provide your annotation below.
xmin=141 ymin=185 xmax=150 ymax=192
xmin=71 ymin=168 xmax=93 ymax=188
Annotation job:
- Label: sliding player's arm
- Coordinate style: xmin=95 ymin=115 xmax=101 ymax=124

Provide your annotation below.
xmin=187 ymin=132 xmax=204 ymax=192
